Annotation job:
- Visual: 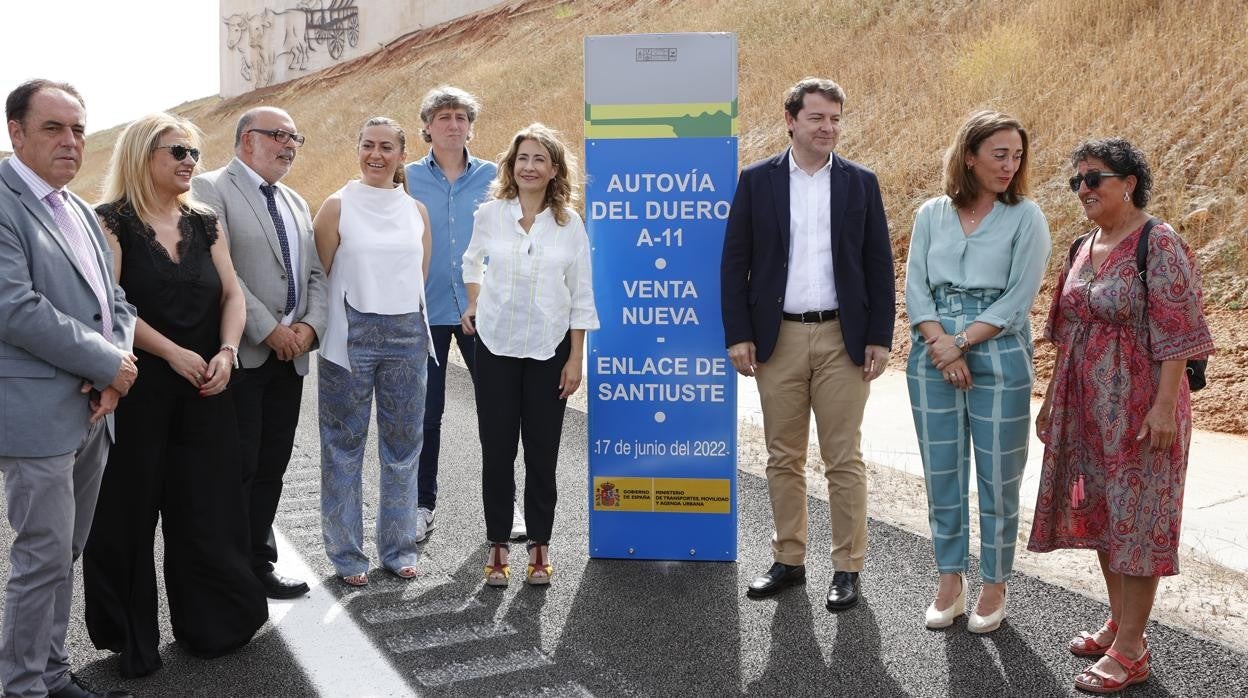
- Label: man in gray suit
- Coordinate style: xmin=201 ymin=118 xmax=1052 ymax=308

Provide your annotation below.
xmin=192 ymin=107 xmax=327 ymax=599
xmin=0 ymin=80 xmax=137 ymax=698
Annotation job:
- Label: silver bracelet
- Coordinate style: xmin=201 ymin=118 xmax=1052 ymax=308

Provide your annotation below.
xmin=219 ymin=343 xmax=240 ymax=369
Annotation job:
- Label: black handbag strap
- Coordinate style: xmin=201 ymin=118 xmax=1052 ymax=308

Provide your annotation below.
xmin=1133 ymin=217 xmax=1161 ymax=280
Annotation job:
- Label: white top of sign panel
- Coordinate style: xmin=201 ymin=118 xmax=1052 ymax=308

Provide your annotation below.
xmin=584 ymin=33 xmax=738 ymax=105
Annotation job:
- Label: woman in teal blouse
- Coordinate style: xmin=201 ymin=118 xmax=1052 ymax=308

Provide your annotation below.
xmin=905 ymin=110 xmax=1050 ymax=633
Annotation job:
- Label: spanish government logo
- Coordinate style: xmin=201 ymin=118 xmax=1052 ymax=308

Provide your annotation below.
xmin=596 ymin=481 xmax=620 ymax=507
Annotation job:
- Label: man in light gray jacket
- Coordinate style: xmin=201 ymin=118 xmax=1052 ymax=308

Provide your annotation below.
xmin=0 ymin=79 xmax=137 ymax=698
xmin=192 ymin=107 xmax=327 ymax=600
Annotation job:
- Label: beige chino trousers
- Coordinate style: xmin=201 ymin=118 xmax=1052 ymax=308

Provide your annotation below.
xmin=755 ymin=319 xmax=869 ymax=570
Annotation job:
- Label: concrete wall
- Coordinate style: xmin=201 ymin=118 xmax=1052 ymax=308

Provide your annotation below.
xmin=219 ymin=0 xmax=506 ymax=98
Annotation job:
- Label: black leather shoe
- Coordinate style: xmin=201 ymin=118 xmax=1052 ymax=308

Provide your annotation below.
xmin=259 ymin=570 xmax=310 ymax=599
xmin=826 ymin=570 xmax=861 ymax=611
xmin=746 ymin=562 xmax=806 ymax=598
xmin=50 ymin=673 xmax=133 ymax=698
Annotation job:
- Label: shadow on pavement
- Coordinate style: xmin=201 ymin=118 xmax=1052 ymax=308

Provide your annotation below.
xmin=943 ymin=624 xmax=1066 ymax=697
xmin=555 ymin=557 xmax=741 ymax=695
xmin=77 ymin=617 xmax=314 ymax=697
xmin=746 ymin=595 xmax=908 ymax=697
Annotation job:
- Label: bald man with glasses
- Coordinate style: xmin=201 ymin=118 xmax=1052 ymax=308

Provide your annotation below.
xmin=192 ymin=107 xmax=328 ymax=600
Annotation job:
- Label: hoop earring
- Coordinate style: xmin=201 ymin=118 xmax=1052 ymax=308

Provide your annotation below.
xmin=1124 ymin=190 xmax=1131 ymax=202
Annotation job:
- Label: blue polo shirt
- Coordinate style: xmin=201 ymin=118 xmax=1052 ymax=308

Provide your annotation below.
xmin=405 ymin=149 xmax=497 ymax=325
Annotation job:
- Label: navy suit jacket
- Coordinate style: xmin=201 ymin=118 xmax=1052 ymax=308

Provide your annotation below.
xmin=720 ymin=149 xmax=895 ymax=365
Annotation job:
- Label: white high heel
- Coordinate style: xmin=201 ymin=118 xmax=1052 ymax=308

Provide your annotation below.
xmin=925 ymin=573 xmax=966 ymax=629
xmin=967 ymin=588 xmax=1008 ymax=634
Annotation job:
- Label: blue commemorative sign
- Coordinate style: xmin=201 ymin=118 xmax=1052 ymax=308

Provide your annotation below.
xmin=584 ymin=33 xmax=739 ymax=561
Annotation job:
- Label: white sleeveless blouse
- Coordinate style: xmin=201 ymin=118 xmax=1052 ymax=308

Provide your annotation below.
xmin=322 ymin=179 xmax=433 ymax=369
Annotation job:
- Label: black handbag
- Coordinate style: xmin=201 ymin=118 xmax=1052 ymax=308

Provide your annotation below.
xmin=1067 ymin=218 xmax=1207 ymax=391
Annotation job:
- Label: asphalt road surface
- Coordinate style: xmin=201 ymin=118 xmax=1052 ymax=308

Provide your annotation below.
xmin=2 ymin=365 xmax=1245 ymax=696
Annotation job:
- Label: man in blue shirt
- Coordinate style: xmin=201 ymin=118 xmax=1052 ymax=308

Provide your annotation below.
xmin=404 ymin=86 xmax=504 ymax=542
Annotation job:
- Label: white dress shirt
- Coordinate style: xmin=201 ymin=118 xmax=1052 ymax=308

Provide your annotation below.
xmin=238 ymin=160 xmax=302 ymax=324
xmin=463 ymin=199 xmax=599 ymax=360
xmin=784 ymin=150 xmax=839 ymax=314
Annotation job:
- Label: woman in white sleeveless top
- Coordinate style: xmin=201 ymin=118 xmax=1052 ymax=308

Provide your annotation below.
xmin=312 ymin=117 xmax=434 ymax=586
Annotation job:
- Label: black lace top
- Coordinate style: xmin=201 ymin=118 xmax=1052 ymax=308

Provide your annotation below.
xmin=97 ymin=201 xmax=224 ymax=360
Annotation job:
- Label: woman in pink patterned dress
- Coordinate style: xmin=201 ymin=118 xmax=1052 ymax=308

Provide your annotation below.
xmin=1028 ymin=138 xmax=1214 ymax=694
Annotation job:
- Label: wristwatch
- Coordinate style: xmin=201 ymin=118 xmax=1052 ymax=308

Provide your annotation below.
xmin=953 ymin=331 xmax=971 ymax=353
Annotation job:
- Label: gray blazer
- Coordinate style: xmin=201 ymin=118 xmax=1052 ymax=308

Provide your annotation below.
xmin=0 ymin=158 xmax=138 ymax=458
xmin=192 ymin=158 xmax=328 ymax=375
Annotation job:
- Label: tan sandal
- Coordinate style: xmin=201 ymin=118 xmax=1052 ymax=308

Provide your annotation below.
xmin=485 ymin=543 xmax=510 ymax=587
xmin=526 ymin=543 xmax=553 ymax=586
xmin=341 ymin=573 xmax=368 ymax=587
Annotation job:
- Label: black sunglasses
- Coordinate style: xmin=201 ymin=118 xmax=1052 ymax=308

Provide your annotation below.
xmin=153 ymin=145 xmax=201 ymax=162
xmin=1068 ymin=171 xmax=1125 ymax=192
xmin=248 ymin=128 xmax=307 ymax=147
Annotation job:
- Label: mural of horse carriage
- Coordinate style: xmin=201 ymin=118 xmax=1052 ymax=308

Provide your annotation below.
xmin=223 ymin=0 xmax=366 ymax=90
xmin=303 ymin=0 xmax=359 ymax=60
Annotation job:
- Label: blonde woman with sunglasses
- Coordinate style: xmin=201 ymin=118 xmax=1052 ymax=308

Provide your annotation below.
xmin=83 ymin=112 xmax=264 ymax=678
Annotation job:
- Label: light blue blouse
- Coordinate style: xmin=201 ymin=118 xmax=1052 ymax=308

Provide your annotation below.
xmin=905 ymin=195 xmax=1051 ymax=334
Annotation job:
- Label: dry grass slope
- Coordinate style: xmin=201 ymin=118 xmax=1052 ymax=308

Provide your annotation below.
xmin=69 ymin=0 xmax=1248 ymax=430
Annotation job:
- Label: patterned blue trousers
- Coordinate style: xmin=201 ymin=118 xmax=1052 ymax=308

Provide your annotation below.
xmin=318 ymin=303 xmax=428 ymax=576
xmin=906 ymin=288 xmax=1033 ymax=583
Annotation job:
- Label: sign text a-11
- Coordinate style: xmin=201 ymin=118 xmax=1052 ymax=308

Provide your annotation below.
xmin=636 ymin=227 xmax=682 ymax=247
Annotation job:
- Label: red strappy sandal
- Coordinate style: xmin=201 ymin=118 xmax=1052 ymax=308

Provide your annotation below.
xmin=484 ymin=543 xmax=510 ymax=587
xmin=526 ymin=542 xmax=553 ymax=586
xmin=1069 ymin=619 xmax=1118 ymax=657
xmin=1074 ymin=646 xmax=1150 ymax=694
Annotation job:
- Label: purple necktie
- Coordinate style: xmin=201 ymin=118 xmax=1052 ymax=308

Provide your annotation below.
xmin=45 ymin=191 xmax=113 ymax=338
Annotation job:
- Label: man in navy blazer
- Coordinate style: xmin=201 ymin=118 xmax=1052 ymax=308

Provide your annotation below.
xmin=721 ymin=77 xmax=895 ymax=612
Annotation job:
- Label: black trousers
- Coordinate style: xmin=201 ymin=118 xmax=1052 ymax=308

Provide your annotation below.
xmin=419 ymin=324 xmax=477 ymax=510
xmin=476 ymin=334 xmax=570 ymax=544
xmin=83 ymin=359 xmax=266 ymax=677
xmin=231 ymin=353 xmax=304 ymax=574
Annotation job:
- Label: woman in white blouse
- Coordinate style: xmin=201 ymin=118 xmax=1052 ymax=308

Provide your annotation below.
xmin=312 ymin=117 xmax=433 ymax=587
xmin=461 ymin=123 xmax=599 ymax=586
